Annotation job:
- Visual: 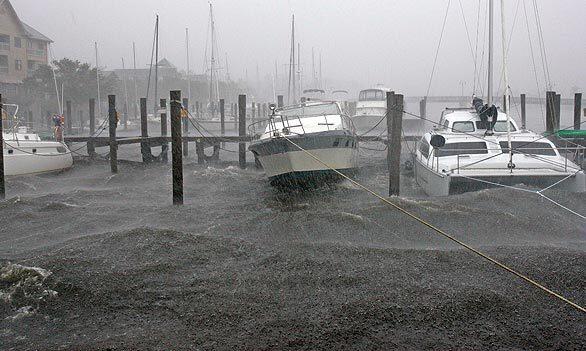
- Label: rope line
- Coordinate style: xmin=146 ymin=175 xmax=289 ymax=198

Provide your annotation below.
xmin=281 ymin=134 xmax=585 ymax=313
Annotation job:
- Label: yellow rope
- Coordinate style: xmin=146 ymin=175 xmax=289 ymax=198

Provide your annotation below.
xmin=282 ymin=135 xmax=585 ymax=313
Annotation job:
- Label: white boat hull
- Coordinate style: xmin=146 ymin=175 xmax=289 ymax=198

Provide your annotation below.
xmin=3 ymin=140 xmax=73 ymax=176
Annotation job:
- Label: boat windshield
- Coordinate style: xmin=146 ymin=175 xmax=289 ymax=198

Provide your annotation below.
xmin=359 ymin=90 xmax=385 ymax=101
xmin=278 ymin=103 xmax=340 ymax=118
xmin=493 ymin=121 xmax=517 ymax=132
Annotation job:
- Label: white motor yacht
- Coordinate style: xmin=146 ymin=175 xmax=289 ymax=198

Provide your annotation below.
xmin=351 ymin=86 xmax=424 ymax=136
xmin=249 ymin=101 xmax=359 ymax=187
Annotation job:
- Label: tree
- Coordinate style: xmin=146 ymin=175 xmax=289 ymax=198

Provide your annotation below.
xmin=21 ymin=58 xmax=118 ymax=113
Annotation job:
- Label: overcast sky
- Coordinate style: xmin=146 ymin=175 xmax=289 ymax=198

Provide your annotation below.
xmin=12 ymin=0 xmax=586 ymax=96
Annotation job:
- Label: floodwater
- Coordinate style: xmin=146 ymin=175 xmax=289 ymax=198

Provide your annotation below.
xmin=1 ymin=128 xmax=585 ymax=350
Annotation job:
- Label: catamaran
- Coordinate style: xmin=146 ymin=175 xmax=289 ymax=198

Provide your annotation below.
xmin=249 ymin=101 xmax=359 ymax=187
xmin=2 ymin=104 xmax=73 ymax=176
xmin=413 ymin=0 xmax=585 ymax=196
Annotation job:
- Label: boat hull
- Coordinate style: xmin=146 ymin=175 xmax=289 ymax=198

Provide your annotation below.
xmin=3 ymin=140 xmax=73 ymax=176
xmin=250 ymin=132 xmax=359 ymax=187
xmin=414 ymin=156 xmax=586 ymax=196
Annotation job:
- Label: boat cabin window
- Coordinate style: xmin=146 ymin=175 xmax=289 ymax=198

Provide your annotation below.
xmin=419 ymin=139 xmax=430 ymax=157
xmin=437 ymin=142 xmax=488 ymax=157
xmin=499 ymin=141 xmax=556 ymax=156
xmin=493 ymin=121 xmax=517 ymax=132
xmin=452 ymin=121 xmax=475 ymax=133
xmin=279 ymin=103 xmax=340 ymax=118
xmin=358 ymin=90 xmax=385 ymax=101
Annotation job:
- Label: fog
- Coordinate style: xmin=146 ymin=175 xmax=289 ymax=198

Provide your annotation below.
xmin=12 ymin=0 xmax=586 ymax=97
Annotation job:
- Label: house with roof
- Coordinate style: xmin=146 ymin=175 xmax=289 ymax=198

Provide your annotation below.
xmin=0 ymin=0 xmax=52 ymax=98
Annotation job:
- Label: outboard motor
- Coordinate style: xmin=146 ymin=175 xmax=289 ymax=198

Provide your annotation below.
xmin=472 ymin=97 xmax=498 ymax=135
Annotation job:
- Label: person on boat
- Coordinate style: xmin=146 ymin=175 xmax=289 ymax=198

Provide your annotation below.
xmin=472 ymin=96 xmax=498 ymax=136
xmin=52 ymin=114 xmax=64 ymax=142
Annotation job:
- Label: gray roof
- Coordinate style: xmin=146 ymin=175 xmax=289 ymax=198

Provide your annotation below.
xmin=21 ymin=22 xmax=53 ymax=43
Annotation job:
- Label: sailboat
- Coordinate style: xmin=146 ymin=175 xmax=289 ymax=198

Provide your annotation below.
xmin=413 ymin=0 xmax=585 ymax=196
xmin=2 ymin=104 xmax=73 ymax=176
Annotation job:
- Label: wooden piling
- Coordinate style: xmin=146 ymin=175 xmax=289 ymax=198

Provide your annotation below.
xmin=196 ymin=139 xmax=204 ymax=165
xmin=170 ymin=90 xmax=183 ymax=205
xmin=554 ymin=93 xmax=561 ymax=130
xmin=88 ymin=98 xmax=96 ymax=156
xmin=251 ymin=102 xmax=256 ymax=126
xmin=108 ymin=95 xmax=118 ymax=173
xmin=79 ymin=110 xmax=84 ymax=133
xmin=220 ymin=99 xmax=225 ymax=136
xmin=160 ymin=98 xmax=168 ymax=163
xmin=419 ymin=97 xmax=427 ymax=119
xmin=387 ymin=92 xmax=403 ymax=196
xmin=28 ymin=110 xmax=33 ymax=130
xmin=518 ymin=93 xmax=526 ymax=129
xmin=66 ymin=100 xmax=72 ymax=135
xmin=502 ymin=95 xmax=507 ymax=114
xmin=0 ymin=94 xmax=5 ymax=200
xmin=238 ymin=94 xmax=246 ymax=169
xmin=140 ymin=98 xmax=151 ymax=163
xmin=574 ymin=93 xmax=582 ymax=130
xmin=545 ymin=91 xmax=556 ymax=134
xmin=277 ymin=95 xmax=284 ymax=108
xmin=182 ymin=98 xmax=189 ymax=157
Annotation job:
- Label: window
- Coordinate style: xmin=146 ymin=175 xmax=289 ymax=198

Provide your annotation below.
xmin=452 ymin=121 xmax=475 ymax=132
xmin=419 ymin=139 xmax=430 ymax=157
xmin=37 ymin=42 xmax=44 ymax=50
xmin=0 ymin=55 xmax=8 ymax=74
xmin=14 ymin=37 xmax=21 ymax=48
xmin=15 ymin=59 xmax=22 ymax=71
xmin=493 ymin=121 xmax=517 ymax=132
xmin=437 ymin=142 xmax=488 ymax=157
xmin=359 ymin=90 xmax=385 ymax=101
xmin=27 ymin=40 xmax=33 ymax=49
xmin=0 ymin=34 xmax=9 ymax=51
xmin=499 ymin=141 xmax=556 ymax=156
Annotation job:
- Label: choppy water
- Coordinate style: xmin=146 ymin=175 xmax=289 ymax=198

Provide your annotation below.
xmin=1 ymin=143 xmax=585 ymax=350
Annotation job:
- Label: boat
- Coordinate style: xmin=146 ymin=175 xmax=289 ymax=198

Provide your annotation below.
xmin=351 ymin=86 xmax=424 ymax=136
xmin=2 ymin=104 xmax=73 ymax=176
xmin=413 ymin=0 xmax=585 ymax=196
xmin=249 ymin=101 xmax=359 ymax=187
xmin=413 ymin=105 xmax=585 ymax=195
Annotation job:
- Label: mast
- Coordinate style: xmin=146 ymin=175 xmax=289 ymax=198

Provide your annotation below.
xmin=209 ymin=3 xmax=216 ymax=117
xmin=132 ymin=42 xmax=138 ymax=120
xmin=487 ymin=0 xmax=494 ymax=105
xmin=95 ymin=42 xmax=101 ymax=118
xmin=312 ymin=47 xmax=315 ymax=87
xmin=287 ymin=15 xmax=296 ymax=104
xmin=501 ymin=0 xmax=513 ymax=168
xmin=154 ymin=15 xmax=159 ymax=117
xmin=319 ymin=51 xmax=322 ymax=89
xmin=186 ymin=28 xmax=191 ymax=110
xmin=297 ymin=42 xmax=301 ymax=98
xmin=122 ymin=57 xmax=129 ymax=128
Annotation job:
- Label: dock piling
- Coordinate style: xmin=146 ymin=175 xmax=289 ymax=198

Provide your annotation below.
xmin=140 ymin=98 xmax=151 ymax=163
xmin=108 ymin=95 xmax=118 ymax=173
xmin=170 ymin=90 xmax=184 ymax=205
xmin=554 ymin=93 xmax=561 ymax=130
xmin=419 ymin=97 xmax=427 ymax=119
xmin=220 ymin=99 xmax=225 ymax=137
xmin=238 ymin=94 xmax=247 ymax=169
xmin=277 ymin=95 xmax=284 ymax=108
xmin=160 ymin=98 xmax=168 ymax=163
xmin=0 ymin=94 xmax=5 ymax=200
xmin=88 ymin=98 xmax=96 ymax=157
xmin=387 ymin=92 xmax=403 ymax=196
xmin=66 ymin=100 xmax=72 ymax=135
xmin=574 ymin=93 xmax=582 ymax=130
xmin=546 ymin=91 xmax=556 ymax=134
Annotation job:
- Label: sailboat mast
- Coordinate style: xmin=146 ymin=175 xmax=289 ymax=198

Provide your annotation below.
xmin=487 ymin=0 xmax=494 ymax=105
xmin=154 ymin=15 xmax=159 ymax=117
xmin=500 ymin=0 xmax=509 ymax=113
xmin=292 ymin=15 xmax=296 ymax=103
xmin=209 ymin=4 xmax=215 ymax=116
xmin=121 ymin=57 xmax=129 ymax=127
xmin=186 ymin=28 xmax=191 ymax=109
xmin=132 ymin=42 xmax=138 ymax=119
xmin=297 ymin=43 xmax=301 ymax=98
xmin=95 ymin=42 xmax=102 ymax=118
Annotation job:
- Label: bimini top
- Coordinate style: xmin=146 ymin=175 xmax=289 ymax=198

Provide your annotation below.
xmin=437 ymin=108 xmax=520 ymax=135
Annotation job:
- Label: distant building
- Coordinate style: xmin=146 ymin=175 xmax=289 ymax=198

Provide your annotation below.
xmin=0 ymin=0 xmax=52 ymax=98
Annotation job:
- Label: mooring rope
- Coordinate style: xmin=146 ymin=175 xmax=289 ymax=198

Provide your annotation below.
xmin=281 ymin=134 xmax=585 ymax=313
